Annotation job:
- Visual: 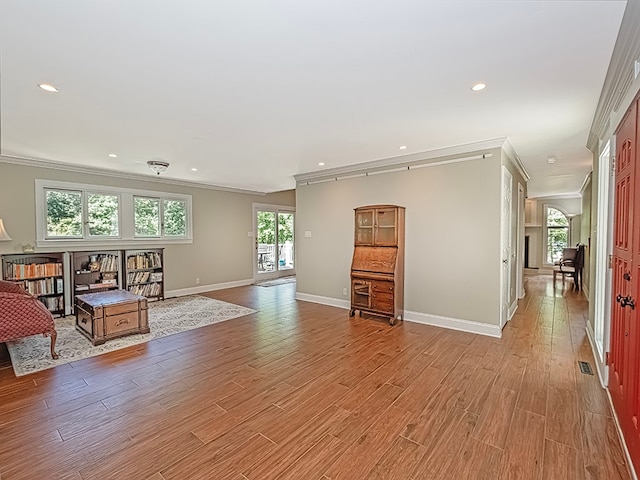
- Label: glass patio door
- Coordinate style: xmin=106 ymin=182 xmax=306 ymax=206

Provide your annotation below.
xmin=255 ymin=206 xmax=295 ymax=280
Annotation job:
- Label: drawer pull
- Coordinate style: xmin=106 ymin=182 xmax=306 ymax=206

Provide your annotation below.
xmin=115 ymin=318 xmax=131 ymax=327
xmin=81 ymin=318 xmax=87 ymax=324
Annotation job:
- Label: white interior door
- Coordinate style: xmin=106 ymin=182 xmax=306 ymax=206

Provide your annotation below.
xmin=501 ymin=167 xmax=513 ymax=328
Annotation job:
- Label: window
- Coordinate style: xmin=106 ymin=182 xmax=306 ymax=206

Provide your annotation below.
xmin=134 ymin=197 xmax=161 ymax=237
xmin=88 ymin=193 xmax=119 ymax=237
xmin=36 ymin=180 xmax=192 ymax=246
xmin=546 ymin=206 xmax=569 ymax=264
xmin=163 ymin=199 xmax=187 ymax=237
xmin=46 ymin=189 xmax=83 ymax=238
xmin=45 ymin=189 xmax=120 ymax=239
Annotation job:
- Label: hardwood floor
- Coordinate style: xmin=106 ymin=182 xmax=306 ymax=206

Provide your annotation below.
xmin=0 ymin=274 xmax=632 ymax=479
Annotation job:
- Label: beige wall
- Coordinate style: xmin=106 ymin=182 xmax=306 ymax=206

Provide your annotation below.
xmin=296 ymin=148 xmax=504 ymax=328
xmin=0 ymin=161 xmax=295 ymax=293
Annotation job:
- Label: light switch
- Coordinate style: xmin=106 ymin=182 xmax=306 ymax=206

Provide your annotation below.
xmin=304 ymin=230 xmax=312 ymax=238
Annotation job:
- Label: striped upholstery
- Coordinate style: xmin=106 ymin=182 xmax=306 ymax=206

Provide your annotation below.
xmin=0 ymin=280 xmax=59 ymax=359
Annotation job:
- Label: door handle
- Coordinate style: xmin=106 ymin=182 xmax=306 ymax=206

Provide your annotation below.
xmin=617 ymin=294 xmax=636 ymax=310
xmin=624 ymin=272 xmax=632 ymax=281
xmin=502 ymin=259 xmax=508 ymax=264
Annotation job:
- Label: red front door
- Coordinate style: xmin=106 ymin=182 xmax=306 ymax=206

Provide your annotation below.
xmin=610 ymin=97 xmax=640 ymax=464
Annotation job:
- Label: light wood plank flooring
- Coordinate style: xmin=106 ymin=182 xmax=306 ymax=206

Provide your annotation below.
xmin=0 ymin=274 xmax=632 ymax=479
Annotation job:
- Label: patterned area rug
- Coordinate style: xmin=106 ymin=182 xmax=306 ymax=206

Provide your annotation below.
xmin=6 ymin=295 xmax=256 ymax=377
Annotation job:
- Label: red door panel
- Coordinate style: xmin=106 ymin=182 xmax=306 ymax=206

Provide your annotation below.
xmin=610 ymin=97 xmax=640 ymax=465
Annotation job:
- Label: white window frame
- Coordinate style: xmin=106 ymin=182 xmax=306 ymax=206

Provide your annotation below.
xmin=542 ymin=204 xmax=571 ymax=266
xmin=35 ymin=179 xmax=193 ymax=248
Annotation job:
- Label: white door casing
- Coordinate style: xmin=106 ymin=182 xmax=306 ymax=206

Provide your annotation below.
xmin=501 ymin=166 xmax=513 ymax=328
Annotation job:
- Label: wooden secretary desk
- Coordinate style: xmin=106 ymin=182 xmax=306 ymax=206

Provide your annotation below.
xmin=349 ymin=205 xmax=405 ymax=325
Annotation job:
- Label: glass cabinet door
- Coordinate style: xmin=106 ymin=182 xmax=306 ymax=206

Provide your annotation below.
xmin=374 ymin=208 xmax=397 ymax=245
xmin=355 ymin=209 xmax=374 ymax=245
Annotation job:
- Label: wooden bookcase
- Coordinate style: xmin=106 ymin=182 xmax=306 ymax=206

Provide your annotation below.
xmin=71 ymin=250 xmax=122 ymax=297
xmin=123 ymin=248 xmax=164 ymax=300
xmin=349 ymin=205 xmax=405 ymax=325
xmin=1 ymin=253 xmax=66 ymax=316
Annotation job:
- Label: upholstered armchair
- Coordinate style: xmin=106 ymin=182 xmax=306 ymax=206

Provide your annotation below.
xmin=0 ymin=280 xmax=59 ymax=359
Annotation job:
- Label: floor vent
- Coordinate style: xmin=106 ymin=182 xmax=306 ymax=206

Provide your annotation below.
xmin=578 ymin=361 xmax=594 ymax=375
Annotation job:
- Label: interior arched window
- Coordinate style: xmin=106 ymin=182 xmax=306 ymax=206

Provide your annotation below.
xmin=546 ymin=206 xmax=569 ymax=263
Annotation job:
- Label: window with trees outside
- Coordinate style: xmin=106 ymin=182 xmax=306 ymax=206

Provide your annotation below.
xmin=546 ymin=206 xmax=569 ymax=264
xmin=36 ymin=180 xmax=192 ymax=246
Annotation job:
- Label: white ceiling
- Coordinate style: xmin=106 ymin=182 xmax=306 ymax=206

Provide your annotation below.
xmin=0 ymin=1 xmax=626 ymax=197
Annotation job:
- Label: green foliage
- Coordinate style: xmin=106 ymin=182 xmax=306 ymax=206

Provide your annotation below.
xmin=546 ymin=207 xmax=569 ymax=263
xmin=46 ymin=190 xmax=82 ymax=237
xmin=88 ymin=194 xmax=119 ymax=236
xmin=257 ymin=211 xmax=293 ymax=244
xmin=547 ymin=207 xmax=569 ymax=226
xmin=135 ymin=197 xmax=160 ymax=236
xmin=163 ymin=200 xmax=187 ymax=236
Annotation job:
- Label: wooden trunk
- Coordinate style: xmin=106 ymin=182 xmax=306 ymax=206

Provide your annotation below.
xmin=349 ymin=205 xmax=405 ymax=325
xmin=75 ymin=289 xmax=149 ymax=345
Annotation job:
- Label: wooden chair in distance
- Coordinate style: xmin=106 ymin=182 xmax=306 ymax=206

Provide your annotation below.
xmin=552 ymin=244 xmax=585 ymax=290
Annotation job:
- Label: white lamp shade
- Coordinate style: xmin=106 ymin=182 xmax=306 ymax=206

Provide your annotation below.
xmin=0 ymin=219 xmax=12 ymax=241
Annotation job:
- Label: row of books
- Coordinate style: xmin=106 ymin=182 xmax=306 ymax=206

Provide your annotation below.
xmin=41 ymin=295 xmax=64 ymax=312
xmin=75 ymin=279 xmax=118 ymax=292
xmin=128 ymin=282 xmax=162 ymax=297
xmin=127 ymin=271 xmax=163 ymax=284
xmin=127 ymin=252 xmax=162 ymax=270
xmin=4 ymin=262 xmax=63 ymax=280
xmin=96 ymin=254 xmax=119 ymax=272
xmin=21 ymin=277 xmax=64 ymax=296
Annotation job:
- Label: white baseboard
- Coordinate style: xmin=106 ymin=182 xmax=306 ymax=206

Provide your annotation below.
xmin=295 ymin=292 xmax=351 ymax=310
xmin=605 ymin=389 xmax=638 ymax=480
xmin=294 ymin=292 xmax=502 ymax=338
xmin=404 ymin=310 xmax=502 ymax=338
xmin=585 ymin=321 xmax=607 ymax=388
xmin=509 ymin=300 xmax=518 ymax=321
xmin=166 ymin=278 xmax=254 ymax=298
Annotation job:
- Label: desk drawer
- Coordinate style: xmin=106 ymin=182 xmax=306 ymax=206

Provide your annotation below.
xmin=371 ymin=292 xmax=394 ymax=314
xmin=371 ymin=281 xmax=394 ymax=293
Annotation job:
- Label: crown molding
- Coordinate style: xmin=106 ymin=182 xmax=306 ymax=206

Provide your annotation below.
xmin=589 ymin=1 xmax=640 ymax=141
xmin=501 ymin=137 xmax=530 ymax=182
xmin=580 ymin=172 xmax=593 ymax=195
xmin=0 ymin=154 xmax=268 ymax=196
xmin=294 ymin=138 xmax=506 ymax=185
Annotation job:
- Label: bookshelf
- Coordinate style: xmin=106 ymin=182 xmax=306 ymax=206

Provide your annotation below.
xmin=123 ymin=248 xmax=164 ymax=300
xmin=1 ymin=253 xmax=66 ymax=316
xmin=71 ymin=250 xmax=122 ymax=297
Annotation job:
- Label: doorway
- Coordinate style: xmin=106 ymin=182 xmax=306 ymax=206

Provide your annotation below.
xmin=253 ymin=204 xmax=295 ymax=281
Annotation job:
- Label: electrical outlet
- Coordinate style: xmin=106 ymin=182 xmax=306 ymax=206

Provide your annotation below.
xmin=342 ymin=287 xmax=347 ymax=296
xmin=195 ymin=277 xmax=200 ymax=285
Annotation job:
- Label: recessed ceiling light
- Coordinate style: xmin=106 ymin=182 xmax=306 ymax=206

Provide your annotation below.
xmin=38 ymin=83 xmax=58 ymax=93
xmin=547 ymin=156 xmax=556 ymax=164
xmin=190 ymin=168 xmax=198 ymax=172
xmin=399 ymin=145 xmax=407 ymax=150
xmin=108 ymin=153 xmax=118 ymax=158
xmin=318 ymin=162 xmax=325 ymax=166
xmin=471 ymin=83 xmax=486 ymax=91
